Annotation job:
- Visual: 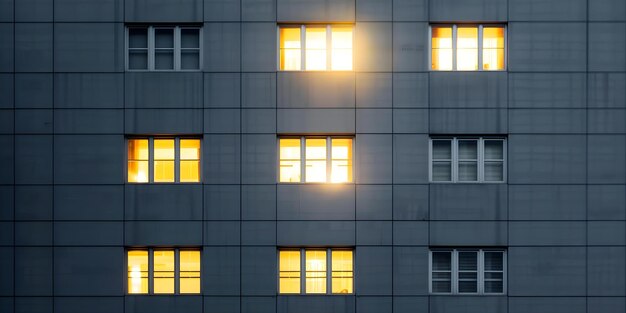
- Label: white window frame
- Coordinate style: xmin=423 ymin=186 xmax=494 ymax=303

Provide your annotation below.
xmin=126 ymin=136 xmax=202 ymax=184
xmin=429 ymin=137 xmax=507 ymax=183
xmin=429 ymin=24 xmax=507 ymax=71
xmin=277 ymin=24 xmax=355 ymax=71
xmin=429 ymin=249 xmax=507 ymax=295
xmin=126 ymin=25 xmax=202 ymax=71
xmin=126 ymin=248 xmax=201 ymax=295
xmin=277 ymin=248 xmax=354 ymax=295
xmin=277 ymin=136 xmax=355 ymax=184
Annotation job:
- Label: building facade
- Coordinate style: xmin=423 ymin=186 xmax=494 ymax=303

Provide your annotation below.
xmin=1 ymin=0 xmax=626 ymax=312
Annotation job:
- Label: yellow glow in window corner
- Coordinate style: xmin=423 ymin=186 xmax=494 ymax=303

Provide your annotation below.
xmin=280 ymin=28 xmax=302 ymax=70
xmin=482 ymin=27 xmax=505 ymax=70
xmin=305 ymin=250 xmax=327 ymax=294
xmin=306 ymin=27 xmax=327 ymax=70
xmin=432 ymin=27 xmax=452 ymax=70
xmin=180 ymin=139 xmax=200 ymax=183
xmin=305 ymin=138 xmax=327 ymax=182
xmin=331 ymin=250 xmax=353 ymax=294
xmin=331 ymin=27 xmax=353 ymax=71
xmin=279 ymin=138 xmax=302 ymax=183
xmin=180 ymin=250 xmax=201 ymax=294
xmin=279 ymin=251 xmax=301 ymax=294
xmin=456 ymin=27 xmax=478 ymax=71
xmin=154 ymin=139 xmax=175 ymax=182
xmin=127 ymin=251 xmax=148 ymax=294
xmin=331 ymin=138 xmax=352 ymax=183
xmin=128 ymin=139 xmax=149 ymax=183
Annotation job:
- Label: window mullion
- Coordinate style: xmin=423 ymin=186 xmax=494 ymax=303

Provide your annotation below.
xmin=175 ymin=249 xmax=180 ymax=294
xmin=326 ymin=248 xmax=332 ymax=294
xmin=149 ymin=138 xmax=154 ymax=182
xmin=300 ymin=249 xmax=306 ymax=294
xmin=478 ymin=138 xmax=484 ymax=182
xmin=326 ymin=25 xmax=332 ymax=70
xmin=452 ymin=250 xmax=458 ymax=294
xmin=478 ymin=250 xmax=484 ymax=294
xmin=301 ymin=137 xmax=306 ymax=183
xmin=148 ymin=27 xmax=155 ymax=70
xmin=175 ymin=138 xmax=180 ymax=182
xmin=478 ymin=25 xmax=483 ymax=71
xmin=148 ymin=249 xmax=154 ymax=294
xmin=326 ymin=137 xmax=332 ymax=183
xmin=301 ymin=25 xmax=306 ymax=71
xmin=174 ymin=27 xmax=181 ymax=70
xmin=452 ymin=25 xmax=457 ymax=71
xmin=452 ymin=138 xmax=458 ymax=182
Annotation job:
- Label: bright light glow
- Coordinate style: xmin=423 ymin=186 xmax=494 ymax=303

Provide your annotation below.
xmin=306 ymin=28 xmax=327 ymax=70
xmin=432 ymin=27 xmax=452 ymax=70
xmin=280 ymin=28 xmax=301 ymax=70
xmin=331 ymin=138 xmax=352 ymax=183
xmin=279 ymin=251 xmax=301 ymax=293
xmin=154 ymin=139 xmax=175 ymax=182
xmin=180 ymin=250 xmax=201 ymax=294
xmin=128 ymin=251 xmax=148 ymax=294
xmin=279 ymin=138 xmax=302 ymax=182
xmin=180 ymin=139 xmax=200 ymax=182
xmin=154 ymin=250 xmax=175 ymax=294
xmin=457 ymin=27 xmax=478 ymax=70
xmin=331 ymin=250 xmax=353 ymax=294
xmin=305 ymin=250 xmax=327 ymax=294
xmin=482 ymin=27 xmax=505 ymax=70
xmin=128 ymin=139 xmax=149 ymax=183
xmin=331 ymin=27 xmax=353 ymax=70
xmin=305 ymin=138 xmax=327 ymax=182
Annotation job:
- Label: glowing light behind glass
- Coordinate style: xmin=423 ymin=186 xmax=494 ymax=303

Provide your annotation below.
xmin=331 ymin=27 xmax=353 ymax=70
xmin=305 ymin=138 xmax=327 ymax=182
xmin=279 ymin=251 xmax=301 ymax=293
xmin=127 ymin=251 xmax=148 ymax=294
xmin=279 ymin=138 xmax=302 ymax=182
xmin=305 ymin=250 xmax=327 ymax=294
xmin=180 ymin=139 xmax=200 ymax=182
xmin=456 ymin=27 xmax=478 ymax=70
xmin=331 ymin=250 xmax=353 ymax=294
xmin=280 ymin=28 xmax=301 ymax=70
xmin=128 ymin=139 xmax=149 ymax=183
xmin=482 ymin=27 xmax=505 ymax=70
xmin=331 ymin=138 xmax=352 ymax=183
xmin=154 ymin=139 xmax=175 ymax=182
xmin=432 ymin=27 xmax=453 ymax=70
xmin=306 ymin=28 xmax=327 ymax=70
xmin=180 ymin=250 xmax=201 ymax=294
xmin=153 ymin=250 xmax=175 ymax=294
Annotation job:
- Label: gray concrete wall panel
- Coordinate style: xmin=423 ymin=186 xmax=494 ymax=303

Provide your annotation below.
xmin=15 ymin=247 xmax=52 ymax=296
xmin=509 ymin=297 xmax=586 ymax=313
xmin=276 ymin=0 xmax=354 ymax=22
xmin=15 ymin=135 xmax=53 ymax=184
xmin=509 ymin=73 xmax=586 ymax=108
xmin=54 ymin=222 xmax=123 ymax=246
xmin=242 ymin=23 xmax=276 ymax=72
xmin=15 ymin=186 xmax=52 ymax=220
xmin=15 ymin=73 xmax=52 ymax=108
xmin=277 ymin=72 xmax=355 ymax=108
xmin=203 ymin=134 xmax=241 ymax=184
xmin=204 ymin=0 xmax=240 ymax=21
xmin=393 ymin=22 xmax=428 ymax=72
xmin=357 ymin=109 xmax=392 ymax=133
xmin=205 ymin=73 xmax=240 ymax=108
xmin=430 ymin=184 xmax=507 ymax=221
xmin=429 ymin=109 xmax=507 ymax=134
xmin=277 ymin=296 xmax=355 ymax=313
xmin=54 ymin=135 xmax=124 ymax=184
xmin=125 ymin=0 xmax=202 ymax=22
xmin=204 ymin=185 xmax=241 ymax=220
xmin=15 ymin=23 xmax=52 ymax=72
xmin=15 ymin=0 xmax=52 ymax=22
xmin=430 ymin=72 xmax=507 ymax=108
xmin=0 ymin=23 xmax=13 ymax=71
xmin=125 ymin=185 xmax=203 ymax=220
xmin=587 ymin=185 xmax=626 ymax=220
xmin=124 ymin=296 xmax=202 ymax=313
xmin=357 ymin=221 xmax=392 ymax=245
xmin=242 ymin=134 xmax=276 ymax=184
xmin=241 ymin=185 xmax=276 ymax=220
xmin=356 ymin=246 xmax=392 ymax=295
xmin=356 ymin=73 xmax=392 ymax=108
xmin=356 ymin=134 xmax=392 ymax=184
xmin=509 ymin=221 xmax=586 ymax=246
xmin=277 ymin=221 xmax=355 ymax=245
xmin=509 ymin=109 xmax=586 ymax=134
xmin=54 ymin=186 xmax=124 ymax=220
xmin=355 ymin=22 xmax=392 ymax=71
xmin=509 ymin=0 xmax=586 ymax=21
xmin=277 ymin=109 xmax=355 ymax=133
xmin=588 ymin=23 xmax=626 ymax=72
xmin=203 ymin=247 xmax=240 ymax=295
xmin=509 ymin=185 xmax=586 ymax=220
xmin=429 ymin=296 xmax=507 ymax=313
xmin=204 ymin=22 xmax=241 ymax=72
xmin=393 ymin=247 xmax=428 ymax=296
xmin=430 ymin=0 xmax=507 ymax=22
xmin=356 ymin=0 xmax=391 ymax=21
xmin=54 ymin=23 xmax=124 ymax=72
xmin=242 ymin=73 xmax=276 ymax=108
xmin=430 ymin=222 xmax=507 ymax=246
xmin=54 ymin=0 xmax=123 ymax=22
xmin=125 ymin=109 xmax=203 ymax=134
xmin=588 ymin=73 xmax=626 ymax=108
xmin=277 ymin=184 xmax=355 ymax=220
xmin=54 ymin=74 xmax=124 ymax=109
xmin=125 ymin=73 xmax=203 ymax=108
xmin=124 ymin=221 xmax=202 ymax=246
xmin=14 ymin=109 xmax=52 ymax=134
xmin=241 ymin=247 xmax=276 ymax=295
xmin=587 ymin=135 xmax=626 ymax=184
xmin=54 ymin=109 xmax=124 ymax=134
xmin=356 ymin=185 xmax=392 ymax=220
xmin=242 ymin=0 xmax=276 ymax=21
xmin=589 ymin=0 xmax=626 ymax=21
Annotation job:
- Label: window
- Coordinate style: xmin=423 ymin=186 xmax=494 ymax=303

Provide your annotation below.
xmin=279 ymin=137 xmax=353 ymax=183
xmin=430 ymin=249 xmax=506 ymax=295
xmin=431 ymin=25 xmax=505 ymax=71
xmin=279 ymin=25 xmax=353 ymax=71
xmin=127 ymin=26 xmax=201 ymax=71
xmin=127 ymin=248 xmax=201 ymax=295
xmin=430 ymin=137 xmax=505 ymax=183
xmin=279 ymin=249 xmax=353 ymax=294
xmin=128 ymin=137 xmax=201 ymax=183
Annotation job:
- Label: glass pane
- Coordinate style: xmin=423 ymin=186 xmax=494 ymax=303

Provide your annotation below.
xmin=432 ymin=140 xmax=452 ymax=159
xmin=457 ymin=27 xmax=478 ymax=70
xmin=484 ymin=140 xmax=503 ymax=159
xmin=432 ymin=27 xmax=452 ymax=70
xmin=128 ymin=160 xmax=149 ymax=183
xmin=458 ymin=162 xmax=478 ymax=181
xmin=280 ymin=28 xmax=301 ymax=70
xmin=305 ymin=138 xmax=327 ymax=182
xmin=305 ymin=250 xmax=327 ymax=294
xmin=459 ymin=272 xmax=477 ymax=280
xmin=154 ymin=250 xmax=175 ymax=294
xmin=484 ymin=162 xmax=503 ymax=181
xmin=432 ymin=252 xmax=451 ymax=270
xmin=155 ymin=28 xmax=174 ymax=48
xmin=459 ymin=281 xmax=478 ymax=293
xmin=180 ymin=250 xmax=201 ymax=294
xmin=181 ymin=50 xmax=200 ymax=70
xmin=485 ymin=272 xmax=503 ymax=280
xmin=484 ymin=252 xmax=503 ymax=271
xmin=154 ymin=139 xmax=175 ymax=182
xmin=155 ymin=50 xmax=174 ymax=70
xmin=127 ymin=251 xmax=148 ymax=294
xmin=154 ymin=139 xmax=175 ymax=159
xmin=483 ymin=27 xmax=505 ymax=70
xmin=279 ymin=138 xmax=301 ymax=183
xmin=181 ymin=29 xmax=200 ymax=48
xmin=129 ymin=139 xmax=149 ymax=160
xmin=331 ymin=250 xmax=353 ymax=294
xmin=129 ymin=51 xmax=148 ymax=70
xmin=485 ymin=281 xmax=503 ymax=293
xmin=432 ymin=272 xmax=451 ymax=280
xmin=458 ymin=252 xmax=477 ymax=270
xmin=432 ymin=281 xmax=451 ymax=293
xmin=331 ymin=138 xmax=352 ymax=183
xmin=432 ymin=161 xmax=452 ymax=181
xmin=331 ymin=27 xmax=352 ymax=70
xmin=458 ymin=140 xmax=477 ymax=160
xmin=154 ymin=161 xmax=175 ymax=182
xmin=129 ymin=28 xmax=147 ymax=48
xmin=279 ymin=251 xmax=301 ymax=294
xmin=180 ymin=160 xmax=200 ymax=183
xmin=306 ymin=27 xmax=327 ymax=70
xmin=180 ymin=139 xmax=200 ymax=160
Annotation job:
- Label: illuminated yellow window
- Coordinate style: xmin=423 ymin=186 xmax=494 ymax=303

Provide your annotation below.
xmin=280 ymin=27 xmax=301 ymax=70
xmin=278 ymin=248 xmax=353 ymax=295
xmin=279 ymin=251 xmax=301 ymax=294
xmin=431 ymin=24 xmax=506 ymax=71
xmin=457 ymin=27 xmax=478 ymax=70
xmin=331 ymin=250 xmax=353 ymax=294
xmin=153 ymin=250 xmax=175 ymax=294
xmin=127 ymin=137 xmax=202 ymax=183
xmin=180 ymin=250 xmax=201 ymax=294
xmin=432 ymin=27 xmax=453 ymax=70
xmin=279 ymin=139 xmax=302 ymax=183
xmin=482 ymin=27 xmax=505 ymax=70
xmin=331 ymin=26 xmax=353 ymax=70
xmin=279 ymin=25 xmax=353 ymax=71
xmin=127 ymin=250 xmax=149 ymax=294
xmin=305 ymin=138 xmax=327 ymax=183
xmin=331 ymin=138 xmax=353 ymax=183
xmin=305 ymin=250 xmax=327 ymax=294
xmin=127 ymin=248 xmax=201 ymax=295
xmin=180 ymin=139 xmax=200 ymax=182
